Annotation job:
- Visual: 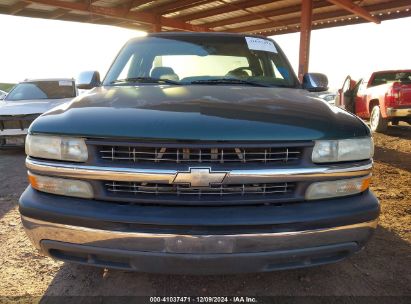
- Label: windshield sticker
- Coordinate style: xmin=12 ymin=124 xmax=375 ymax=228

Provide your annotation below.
xmin=59 ymin=80 xmax=73 ymax=86
xmin=245 ymin=37 xmax=277 ymax=53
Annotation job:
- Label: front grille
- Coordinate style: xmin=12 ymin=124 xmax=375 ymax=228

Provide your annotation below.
xmin=89 ymin=141 xmax=309 ymax=205
xmin=98 ymin=145 xmax=302 ymax=164
xmin=0 ymin=115 xmax=37 ymax=131
xmin=105 ymin=181 xmax=295 ymax=198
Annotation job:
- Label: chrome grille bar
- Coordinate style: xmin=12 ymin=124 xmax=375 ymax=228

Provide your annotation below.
xmin=99 ymin=146 xmax=302 ymax=164
xmin=105 ymin=181 xmax=295 ymax=197
xmin=26 ymin=158 xmax=374 ymax=184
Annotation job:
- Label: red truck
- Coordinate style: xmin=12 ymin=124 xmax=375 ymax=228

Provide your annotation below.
xmin=336 ymin=70 xmax=411 ymax=132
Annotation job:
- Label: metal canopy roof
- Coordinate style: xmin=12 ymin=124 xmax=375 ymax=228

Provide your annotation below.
xmin=0 ymin=0 xmax=410 ymax=35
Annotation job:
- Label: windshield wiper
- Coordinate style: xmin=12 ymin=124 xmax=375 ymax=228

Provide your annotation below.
xmin=110 ymin=77 xmax=181 ymax=85
xmin=190 ymin=78 xmax=272 ymax=87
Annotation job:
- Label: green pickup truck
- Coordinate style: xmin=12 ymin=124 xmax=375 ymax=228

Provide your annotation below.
xmin=19 ymin=33 xmax=379 ymax=274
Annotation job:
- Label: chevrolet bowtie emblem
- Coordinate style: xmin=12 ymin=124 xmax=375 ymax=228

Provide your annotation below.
xmin=173 ymin=168 xmax=227 ymax=187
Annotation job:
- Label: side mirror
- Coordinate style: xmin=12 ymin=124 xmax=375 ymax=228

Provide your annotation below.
xmin=302 ymin=73 xmax=328 ymax=92
xmin=76 ymin=71 xmax=101 ymax=90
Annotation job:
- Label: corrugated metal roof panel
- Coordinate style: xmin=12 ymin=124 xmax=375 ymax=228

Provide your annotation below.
xmin=173 ymin=1 xmax=225 ymax=17
xmin=26 ymin=3 xmax=55 ymax=11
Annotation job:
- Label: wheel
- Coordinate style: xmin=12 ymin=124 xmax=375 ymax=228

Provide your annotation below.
xmin=370 ymin=105 xmax=388 ymax=132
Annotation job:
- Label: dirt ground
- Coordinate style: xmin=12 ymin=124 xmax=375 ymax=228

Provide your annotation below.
xmin=0 ymin=125 xmax=410 ymax=299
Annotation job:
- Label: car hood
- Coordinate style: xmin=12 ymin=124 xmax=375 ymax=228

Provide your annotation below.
xmin=0 ymin=98 xmax=73 ymax=116
xmin=30 ymin=85 xmax=369 ymax=141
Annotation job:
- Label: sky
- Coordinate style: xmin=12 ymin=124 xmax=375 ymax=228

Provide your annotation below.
xmin=0 ymin=14 xmax=411 ymax=90
xmin=0 ymin=15 xmax=145 ymax=83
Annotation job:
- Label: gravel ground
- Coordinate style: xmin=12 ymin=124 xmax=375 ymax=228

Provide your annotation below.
xmin=0 ymin=126 xmax=410 ymax=298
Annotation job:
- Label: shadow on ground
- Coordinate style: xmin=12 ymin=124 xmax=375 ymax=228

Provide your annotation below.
xmin=39 ymin=226 xmax=411 ymax=299
xmin=374 ymin=146 xmax=411 ymax=173
xmin=383 ymin=125 xmax=411 ymax=140
xmin=373 ymin=124 xmax=411 ymax=173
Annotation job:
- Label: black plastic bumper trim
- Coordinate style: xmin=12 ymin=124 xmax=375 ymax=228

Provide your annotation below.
xmin=42 ymin=240 xmax=360 ymax=274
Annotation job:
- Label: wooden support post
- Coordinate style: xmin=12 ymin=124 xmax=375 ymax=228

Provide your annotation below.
xmin=298 ymin=0 xmax=313 ymax=82
xmin=151 ymin=15 xmax=161 ymax=33
xmin=153 ymin=15 xmax=162 ymax=32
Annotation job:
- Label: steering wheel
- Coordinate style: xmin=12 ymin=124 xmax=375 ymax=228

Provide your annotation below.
xmin=226 ymin=67 xmax=253 ymax=77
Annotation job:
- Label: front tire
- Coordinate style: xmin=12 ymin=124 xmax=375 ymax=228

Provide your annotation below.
xmin=370 ymin=105 xmax=387 ymax=132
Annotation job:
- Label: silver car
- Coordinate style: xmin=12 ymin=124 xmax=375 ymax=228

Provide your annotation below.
xmin=318 ymin=93 xmax=337 ymax=105
xmin=0 ymin=78 xmax=77 ymax=147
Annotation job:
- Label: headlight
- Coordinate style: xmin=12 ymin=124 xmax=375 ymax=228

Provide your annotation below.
xmin=305 ymin=175 xmax=371 ymax=200
xmin=28 ymin=172 xmax=93 ymax=199
xmin=312 ymin=137 xmax=373 ymax=163
xmin=26 ymin=134 xmax=88 ymax=162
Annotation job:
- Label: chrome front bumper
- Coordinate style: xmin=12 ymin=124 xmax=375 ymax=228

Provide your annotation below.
xmin=386 ymin=107 xmax=411 ymax=117
xmin=21 ymin=216 xmax=378 ymax=273
xmin=0 ymin=128 xmax=28 ymax=136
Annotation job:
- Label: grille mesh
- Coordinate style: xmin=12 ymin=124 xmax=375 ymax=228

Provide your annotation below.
xmin=105 ymin=181 xmax=295 ymax=198
xmin=99 ymin=146 xmax=302 ymax=164
xmin=0 ymin=117 xmax=35 ymax=131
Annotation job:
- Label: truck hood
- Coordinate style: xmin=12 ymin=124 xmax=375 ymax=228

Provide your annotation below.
xmin=30 ymin=85 xmax=370 ymax=141
xmin=0 ymin=98 xmax=73 ymax=116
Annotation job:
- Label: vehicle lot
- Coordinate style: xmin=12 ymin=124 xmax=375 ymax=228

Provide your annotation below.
xmin=0 ymin=126 xmax=410 ymax=297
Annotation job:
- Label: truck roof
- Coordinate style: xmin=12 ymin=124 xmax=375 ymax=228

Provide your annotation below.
xmin=146 ymin=32 xmax=267 ymax=39
xmin=128 ymin=32 xmax=271 ymax=44
xmin=372 ymin=69 xmax=411 ymax=74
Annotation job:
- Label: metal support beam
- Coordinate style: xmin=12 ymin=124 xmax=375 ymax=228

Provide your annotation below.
xmin=246 ymin=6 xmax=411 ymax=36
xmin=228 ymin=0 xmax=409 ymax=34
xmin=327 ymin=0 xmax=380 ymax=23
xmin=205 ymin=1 xmax=329 ymax=29
xmin=22 ymin=0 xmax=210 ymax=32
xmin=179 ymin=0 xmax=277 ymax=22
xmin=8 ymin=2 xmax=29 ymax=15
xmin=128 ymin=0 xmax=155 ymax=11
xmin=48 ymin=8 xmax=67 ymax=19
xmin=147 ymin=0 xmax=209 ymax=15
xmin=298 ymin=0 xmax=313 ymax=81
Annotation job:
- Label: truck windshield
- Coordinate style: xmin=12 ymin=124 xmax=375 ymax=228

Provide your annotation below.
xmin=6 ymin=80 xmax=76 ymax=101
xmin=104 ymin=35 xmax=298 ymax=88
